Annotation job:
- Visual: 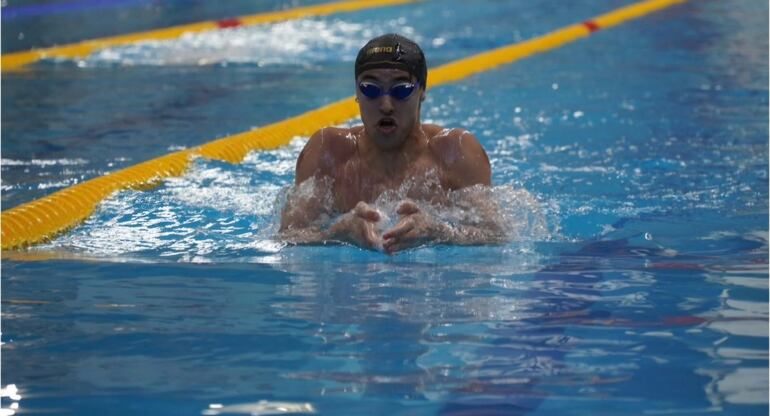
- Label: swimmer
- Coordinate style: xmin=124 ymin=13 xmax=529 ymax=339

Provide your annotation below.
xmin=280 ymin=33 xmax=505 ymax=253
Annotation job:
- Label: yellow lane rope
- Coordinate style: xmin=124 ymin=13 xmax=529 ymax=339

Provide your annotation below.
xmin=1 ymin=0 xmax=688 ymax=250
xmin=1 ymin=0 xmax=418 ymax=72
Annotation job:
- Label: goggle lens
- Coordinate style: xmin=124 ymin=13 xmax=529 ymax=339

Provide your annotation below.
xmin=359 ymin=82 xmax=383 ymax=99
xmin=390 ymin=83 xmax=416 ymax=100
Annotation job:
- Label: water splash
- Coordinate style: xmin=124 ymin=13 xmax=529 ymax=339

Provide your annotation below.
xmin=37 ymin=156 xmax=552 ymax=260
xmin=281 ymin=168 xmax=553 ymax=248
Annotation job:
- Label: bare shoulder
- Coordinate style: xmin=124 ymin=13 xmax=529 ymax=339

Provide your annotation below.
xmin=295 ymin=126 xmax=358 ymax=184
xmin=425 ymin=124 xmax=491 ymax=188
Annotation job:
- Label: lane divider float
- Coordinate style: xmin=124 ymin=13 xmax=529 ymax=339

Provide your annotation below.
xmin=0 ymin=0 xmax=689 ymax=250
xmin=1 ymin=0 xmax=419 ymax=72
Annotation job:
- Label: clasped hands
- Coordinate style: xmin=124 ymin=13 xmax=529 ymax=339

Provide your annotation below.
xmin=327 ymin=200 xmax=448 ymax=253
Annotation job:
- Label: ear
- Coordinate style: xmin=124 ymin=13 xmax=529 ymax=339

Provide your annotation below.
xmin=420 ymin=89 xmax=426 ymax=102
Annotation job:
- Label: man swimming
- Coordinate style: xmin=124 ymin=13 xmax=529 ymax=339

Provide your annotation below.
xmin=279 ymin=33 xmax=504 ymax=253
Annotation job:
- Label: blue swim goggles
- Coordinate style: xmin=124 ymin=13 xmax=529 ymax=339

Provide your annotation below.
xmin=358 ymin=81 xmax=418 ymax=101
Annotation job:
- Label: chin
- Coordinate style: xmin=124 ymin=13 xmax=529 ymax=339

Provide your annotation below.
xmin=374 ymin=131 xmax=407 ymax=150
xmin=363 ymin=126 xmax=394 ymax=147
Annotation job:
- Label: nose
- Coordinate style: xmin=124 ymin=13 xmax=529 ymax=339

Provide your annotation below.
xmin=378 ymin=95 xmax=394 ymax=115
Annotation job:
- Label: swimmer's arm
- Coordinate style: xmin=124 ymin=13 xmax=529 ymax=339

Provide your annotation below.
xmin=440 ymin=193 xmax=507 ymax=245
xmin=440 ymin=128 xmax=492 ymax=188
xmin=280 ymin=195 xmax=383 ymax=249
xmin=279 ymin=129 xmax=335 ymax=242
xmin=384 ymin=131 xmax=504 ymax=252
xmin=278 ymin=184 xmax=333 ymax=244
xmin=280 ymin=128 xmax=379 ymax=247
xmin=382 ymin=197 xmax=503 ymax=253
xmin=440 ymin=129 xmax=506 ymax=244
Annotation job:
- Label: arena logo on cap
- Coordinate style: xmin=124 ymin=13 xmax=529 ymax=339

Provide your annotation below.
xmin=366 ymin=46 xmax=394 ymax=55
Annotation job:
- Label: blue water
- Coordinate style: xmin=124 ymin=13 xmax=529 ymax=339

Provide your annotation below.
xmin=2 ymin=0 xmax=768 ymax=415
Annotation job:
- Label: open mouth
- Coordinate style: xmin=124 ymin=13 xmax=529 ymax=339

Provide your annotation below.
xmin=377 ymin=118 xmax=397 ymax=133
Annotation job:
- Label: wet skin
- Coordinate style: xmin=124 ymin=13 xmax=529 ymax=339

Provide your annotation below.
xmin=280 ymin=68 xmax=496 ymax=253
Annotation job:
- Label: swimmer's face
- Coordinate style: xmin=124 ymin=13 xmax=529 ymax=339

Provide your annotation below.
xmin=356 ymin=68 xmax=425 ymax=150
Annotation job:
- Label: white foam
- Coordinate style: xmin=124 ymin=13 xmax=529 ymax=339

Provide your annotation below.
xmin=201 ymin=400 xmax=316 ymax=415
xmin=165 ymin=165 xmax=282 ymax=216
xmin=75 ymin=19 xmax=417 ymax=67
xmin=1 ymin=158 xmax=89 ymax=167
xmin=717 ymin=368 xmax=769 ymax=405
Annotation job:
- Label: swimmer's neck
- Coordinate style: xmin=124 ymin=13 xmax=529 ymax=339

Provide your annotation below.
xmin=359 ymin=124 xmax=430 ymax=172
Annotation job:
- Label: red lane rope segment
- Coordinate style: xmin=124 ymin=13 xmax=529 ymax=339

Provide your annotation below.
xmin=216 ymin=18 xmax=244 ymax=29
xmin=583 ymin=20 xmax=601 ymax=32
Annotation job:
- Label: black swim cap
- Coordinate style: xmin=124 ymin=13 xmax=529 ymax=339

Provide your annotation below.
xmin=354 ymin=34 xmax=427 ymax=87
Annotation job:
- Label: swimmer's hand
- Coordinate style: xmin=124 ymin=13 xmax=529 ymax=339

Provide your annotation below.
xmin=328 ymin=202 xmax=383 ymax=250
xmin=383 ymin=200 xmax=450 ymax=254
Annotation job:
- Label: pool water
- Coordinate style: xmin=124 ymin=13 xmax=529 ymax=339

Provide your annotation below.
xmin=2 ymin=0 xmax=768 ymax=415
